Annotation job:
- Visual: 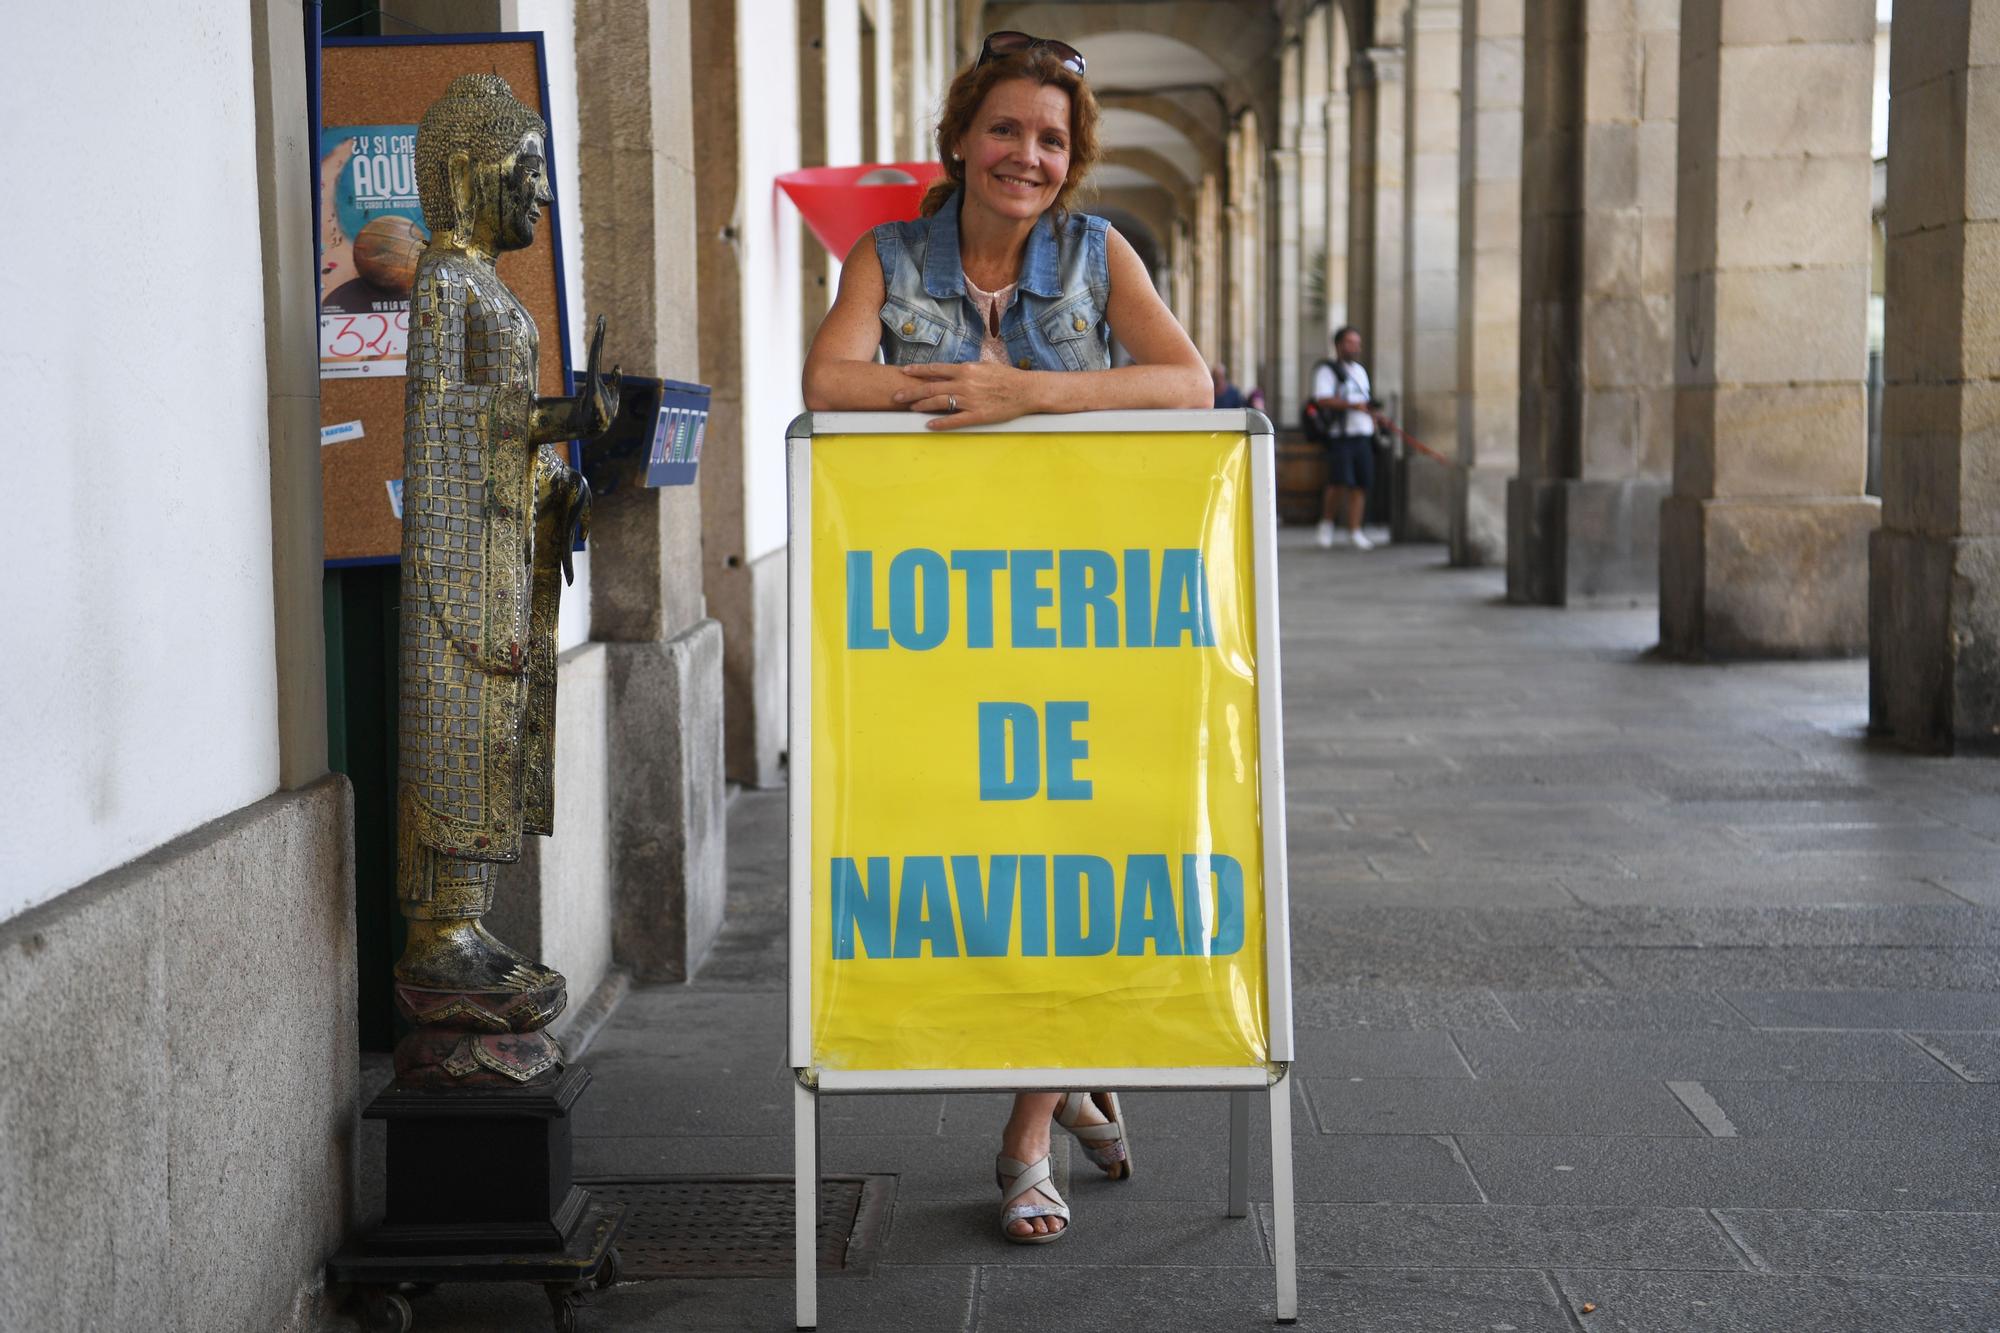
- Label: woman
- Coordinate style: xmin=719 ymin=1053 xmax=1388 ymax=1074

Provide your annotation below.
xmin=802 ymin=32 xmax=1211 ymax=1244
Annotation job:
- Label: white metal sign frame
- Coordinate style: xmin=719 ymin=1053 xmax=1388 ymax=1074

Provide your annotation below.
xmin=785 ymin=410 xmax=1297 ymax=1327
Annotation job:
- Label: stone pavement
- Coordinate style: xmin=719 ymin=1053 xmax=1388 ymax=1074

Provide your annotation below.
xmin=372 ymin=536 xmax=2000 ymax=1331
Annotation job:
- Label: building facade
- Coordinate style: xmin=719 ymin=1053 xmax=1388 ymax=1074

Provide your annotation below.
xmin=4 ymin=0 xmax=1994 ymax=1328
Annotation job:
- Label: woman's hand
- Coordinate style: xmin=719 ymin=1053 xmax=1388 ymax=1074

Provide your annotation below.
xmin=892 ymin=362 xmax=1046 ymax=430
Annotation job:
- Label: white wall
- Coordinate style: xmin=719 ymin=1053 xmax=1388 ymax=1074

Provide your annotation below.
xmin=826 ymin=2 xmax=865 ymax=167
xmin=739 ymin=1 xmax=807 ymax=561
xmin=516 ymin=0 xmax=595 ymax=650
xmin=0 ymin=1 xmax=280 ymax=918
xmin=541 ymin=644 xmax=612 ymax=1000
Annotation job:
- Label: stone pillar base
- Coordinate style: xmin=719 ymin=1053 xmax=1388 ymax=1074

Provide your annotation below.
xmin=1507 ymin=476 xmax=1668 ymax=606
xmin=1392 ymin=452 xmax=1452 ymax=543
xmin=1870 ymin=529 xmax=2000 ymax=753
xmin=1659 ymin=495 xmax=1879 ymax=659
xmin=1449 ymin=465 xmax=1509 ymax=567
xmin=605 ymin=619 xmax=728 ymax=982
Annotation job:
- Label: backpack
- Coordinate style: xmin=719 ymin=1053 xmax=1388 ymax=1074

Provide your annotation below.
xmin=1301 ymin=358 xmax=1341 ymax=443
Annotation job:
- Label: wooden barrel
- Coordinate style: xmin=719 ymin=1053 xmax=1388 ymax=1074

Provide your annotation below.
xmin=1275 ymin=433 xmax=1325 ymax=526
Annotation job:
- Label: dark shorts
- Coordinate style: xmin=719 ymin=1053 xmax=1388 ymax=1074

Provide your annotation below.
xmin=1324 ymin=433 xmax=1375 ymax=490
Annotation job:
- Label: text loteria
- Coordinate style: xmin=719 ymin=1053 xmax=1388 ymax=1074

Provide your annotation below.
xmin=846 ymin=548 xmax=1216 ymax=651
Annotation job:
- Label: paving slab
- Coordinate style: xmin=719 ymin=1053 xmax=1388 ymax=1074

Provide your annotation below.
xmin=1549 ymin=1270 xmax=2000 ymax=1332
xmin=1722 ymin=990 xmax=2000 ymax=1030
xmin=1714 ymin=1208 xmax=2000 ymax=1278
xmin=1909 ymin=1032 xmax=2000 ymax=1081
xmin=1292 ymin=987 xmax=1518 ymax=1031
xmin=1696 ymin=1080 xmax=2000 ymax=1139
xmin=1491 ymin=990 xmax=1748 ymax=1030
xmin=1577 ymin=946 xmax=2000 ymax=991
xmin=1563 ymin=875 xmax=1968 ymax=907
xmin=1287 ymin=878 xmax=1581 ymax=908
xmin=1307 ymin=1078 xmax=1703 ymax=1137
xmin=886 ymin=1198 xmax=1269 ymax=1267
xmin=1290 ymin=1028 xmax=1475 ymax=1078
xmin=976 ymin=1264 xmax=1573 ymax=1333
xmin=374 ymin=1265 xmax=976 ymax=1333
xmin=1479 ymin=906 xmax=2000 ymax=949
xmin=1451 ymin=1030 xmax=1954 ymax=1083
xmin=1281 ymin=1202 xmax=1744 ymax=1271
xmin=1456 ymin=1135 xmax=2000 ymax=1210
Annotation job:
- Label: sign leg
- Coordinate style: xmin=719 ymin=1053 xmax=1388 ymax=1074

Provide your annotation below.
xmin=1269 ymin=1073 xmax=1298 ymax=1323
xmin=1228 ymin=1088 xmax=1252 ymax=1218
xmin=796 ymin=1078 xmax=818 ymax=1330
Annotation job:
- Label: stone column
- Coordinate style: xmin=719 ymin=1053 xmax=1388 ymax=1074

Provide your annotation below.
xmin=1661 ymin=0 xmax=1879 ymax=658
xmin=693 ymin=0 xmax=797 ymax=785
xmin=1274 ymin=42 xmax=1304 ymax=421
xmin=1227 ymin=115 xmax=1264 ymax=393
xmin=1399 ymin=0 xmax=1461 ymax=542
xmin=577 ymin=0 xmax=727 ymax=980
xmin=797 ymin=0 xmax=832 ymax=359
xmin=1300 ymin=6 xmax=1332 ymax=364
xmin=1508 ymin=0 xmax=1678 ymax=604
xmin=1197 ymin=171 xmax=1224 ymax=360
xmin=1170 ymin=219 xmax=1195 ymax=333
xmin=1320 ymin=81 xmax=1352 ymax=332
xmin=1452 ymin=0 xmax=1523 ymax=567
xmin=1870 ymin=4 xmax=2000 ymax=749
xmin=1357 ymin=46 xmax=1407 ymax=403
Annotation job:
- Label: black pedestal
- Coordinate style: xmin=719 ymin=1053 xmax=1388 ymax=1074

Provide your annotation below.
xmin=329 ymin=1066 xmax=626 ymax=1332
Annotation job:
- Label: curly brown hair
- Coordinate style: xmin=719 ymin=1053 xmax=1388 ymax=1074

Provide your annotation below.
xmin=919 ymin=45 xmax=1100 ymax=220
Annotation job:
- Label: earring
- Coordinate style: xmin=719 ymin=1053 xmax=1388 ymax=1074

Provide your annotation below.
xmin=952 ymin=152 xmax=961 ymax=161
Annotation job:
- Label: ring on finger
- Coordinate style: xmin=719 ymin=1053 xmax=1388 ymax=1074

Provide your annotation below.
xmin=949 ymin=395 xmax=960 ymax=413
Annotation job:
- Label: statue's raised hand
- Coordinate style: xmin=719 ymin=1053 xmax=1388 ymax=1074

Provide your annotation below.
xmin=573 ymin=315 xmax=621 ymax=440
xmin=530 ymin=316 xmax=621 ymax=445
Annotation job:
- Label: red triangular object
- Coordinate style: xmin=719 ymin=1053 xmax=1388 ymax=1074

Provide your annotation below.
xmin=777 ymin=162 xmax=948 ymax=259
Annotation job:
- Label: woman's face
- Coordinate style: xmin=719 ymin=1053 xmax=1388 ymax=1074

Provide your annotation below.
xmin=955 ymin=78 xmax=1073 ymax=225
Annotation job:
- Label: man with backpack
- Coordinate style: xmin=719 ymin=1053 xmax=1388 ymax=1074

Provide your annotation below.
xmin=1303 ymin=326 xmax=1384 ymax=549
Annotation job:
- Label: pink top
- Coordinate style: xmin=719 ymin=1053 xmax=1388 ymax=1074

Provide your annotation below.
xmin=962 ymin=270 xmax=1019 ymax=365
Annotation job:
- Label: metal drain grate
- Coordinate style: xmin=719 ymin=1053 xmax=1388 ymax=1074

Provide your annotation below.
xmin=577 ymin=1175 xmax=894 ymax=1279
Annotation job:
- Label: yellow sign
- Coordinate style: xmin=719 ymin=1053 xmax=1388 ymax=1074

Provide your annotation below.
xmin=807 ymin=430 xmax=1270 ymax=1072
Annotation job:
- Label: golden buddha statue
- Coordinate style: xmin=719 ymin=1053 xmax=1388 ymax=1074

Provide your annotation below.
xmin=394 ymin=74 xmax=619 ymax=1086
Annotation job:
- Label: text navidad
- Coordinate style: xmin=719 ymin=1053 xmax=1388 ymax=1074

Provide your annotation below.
xmin=831 ymin=545 xmax=1248 ymax=963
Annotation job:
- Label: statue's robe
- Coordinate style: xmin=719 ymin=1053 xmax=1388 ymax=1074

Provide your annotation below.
xmin=397 ymin=248 xmax=573 ymax=888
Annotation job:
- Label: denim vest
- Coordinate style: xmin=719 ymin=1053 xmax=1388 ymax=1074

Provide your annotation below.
xmin=873 ymin=189 xmax=1112 ymax=372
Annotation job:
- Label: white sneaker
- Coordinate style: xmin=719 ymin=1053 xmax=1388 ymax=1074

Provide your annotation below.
xmin=1351 ymin=528 xmax=1376 ymax=551
xmin=1314 ymin=520 xmax=1338 ymax=549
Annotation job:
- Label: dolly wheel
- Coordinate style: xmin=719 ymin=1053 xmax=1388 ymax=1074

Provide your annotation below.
xmin=593 ymin=1247 xmax=622 ymax=1291
xmin=363 ymin=1289 xmax=413 ymax=1333
xmin=545 ymin=1284 xmax=580 ymax=1333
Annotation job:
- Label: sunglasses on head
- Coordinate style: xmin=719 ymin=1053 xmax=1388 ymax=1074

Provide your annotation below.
xmin=976 ymin=30 xmax=1086 ymax=78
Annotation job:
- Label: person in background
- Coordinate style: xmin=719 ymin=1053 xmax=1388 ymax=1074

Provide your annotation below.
xmin=1211 ymin=363 xmax=1245 ymax=409
xmin=1309 ymin=325 xmax=1383 ymax=550
xmin=1246 ymin=385 xmax=1267 ymax=412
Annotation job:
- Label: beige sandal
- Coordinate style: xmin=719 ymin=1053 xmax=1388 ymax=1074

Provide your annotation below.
xmin=1055 ymin=1091 xmax=1133 ymax=1180
xmin=995 ymin=1152 xmax=1071 ymax=1244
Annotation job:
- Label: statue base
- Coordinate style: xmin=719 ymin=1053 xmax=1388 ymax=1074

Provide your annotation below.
xmin=394 ymin=1027 xmax=564 ymax=1087
xmin=391 ymin=977 xmax=569 ymax=1088
xmin=329 ymin=1066 xmax=625 ymax=1333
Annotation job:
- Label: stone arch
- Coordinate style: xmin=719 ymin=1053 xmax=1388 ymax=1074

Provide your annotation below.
xmin=981 ymin=4 xmax=1277 ymax=113
xmin=1096 ymin=147 xmax=1197 ymax=216
xmin=1094 ymin=90 xmax=1225 ymax=175
xmin=1087 ymin=200 xmax=1167 ymax=273
xmin=1097 ymin=106 xmax=1204 ymax=184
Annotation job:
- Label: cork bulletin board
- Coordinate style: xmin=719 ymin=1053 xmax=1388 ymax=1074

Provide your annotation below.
xmin=316 ymin=34 xmax=574 ymax=565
